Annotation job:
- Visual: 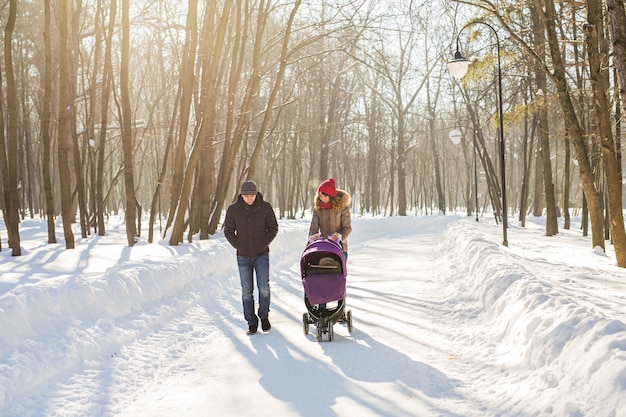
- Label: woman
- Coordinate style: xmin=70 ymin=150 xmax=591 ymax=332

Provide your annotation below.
xmin=308 ymin=177 xmax=352 ymax=260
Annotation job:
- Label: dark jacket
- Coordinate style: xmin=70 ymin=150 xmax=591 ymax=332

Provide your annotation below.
xmin=224 ymin=192 xmax=278 ymax=257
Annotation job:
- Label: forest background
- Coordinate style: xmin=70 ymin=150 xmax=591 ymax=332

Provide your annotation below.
xmin=1 ymin=0 xmax=626 ymax=266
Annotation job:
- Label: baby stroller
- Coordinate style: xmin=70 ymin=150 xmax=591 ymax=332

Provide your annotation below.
xmin=300 ymin=237 xmax=353 ymax=342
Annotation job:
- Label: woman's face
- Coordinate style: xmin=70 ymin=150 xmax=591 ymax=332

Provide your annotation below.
xmin=319 ymin=192 xmax=331 ymax=203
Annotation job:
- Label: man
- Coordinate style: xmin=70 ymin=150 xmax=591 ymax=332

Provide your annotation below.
xmin=224 ymin=180 xmax=279 ymax=335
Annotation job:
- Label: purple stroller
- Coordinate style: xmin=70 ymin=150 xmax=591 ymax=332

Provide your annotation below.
xmin=300 ymin=237 xmax=353 ymax=342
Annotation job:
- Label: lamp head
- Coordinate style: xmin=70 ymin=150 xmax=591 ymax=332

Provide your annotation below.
xmin=449 ymin=129 xmax=463 ymax=145
xmin=447 ymin=50 xmax=470 ymax=79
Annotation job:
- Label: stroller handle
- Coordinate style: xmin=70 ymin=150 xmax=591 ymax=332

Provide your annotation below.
xmin=307 ymin=236 xmax=342 ymax=250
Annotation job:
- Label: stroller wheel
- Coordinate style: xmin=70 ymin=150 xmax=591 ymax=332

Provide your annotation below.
xmin=346 ymin=310 xmax=353 ymax=333
xmin=316 ymin=323 xmax=323 ymax=342
xmin=328 ymin=322 xmax=334 ymax=341
xmin=302 ymin=313 xmax=310 ymax=335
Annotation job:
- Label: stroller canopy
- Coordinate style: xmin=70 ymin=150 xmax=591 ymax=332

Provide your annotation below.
xmin=300 ymin=238 xmax=347 ymax=304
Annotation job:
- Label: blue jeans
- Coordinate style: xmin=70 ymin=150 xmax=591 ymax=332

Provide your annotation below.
xmin=237 ymin=253 xmax=270 ymax=326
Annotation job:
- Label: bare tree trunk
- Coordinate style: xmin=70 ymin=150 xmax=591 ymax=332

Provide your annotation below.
xmin=571 ymin=4 xmax=588 ymax=236
xmin=463 ymin=0 xmax=608 ymax=250
xmin=606 ymin=0 xmax=625 ymax=212
xmin=518 ymin=107 xmax=537 ymax=227
xmin=20 ymin=68 xmax=35 ymax=219
xmin=535 ymin=0 xmax=605 ymax=250
xmin=0 ymin=61 xmax=5 ymax=254
xmin=207 ymin=0 xmax=264 ymax=236
xmin=86 ymin=0 xmax=104 ymax=234
xmin=148 ymin=96 xmax=178 ymax=243
xmin=537 ymin=105 xmax=558 ymax=236
xmin=532 ymin=143 xmax=544 ymax=217
xmin=171 ymin=0 xmax=232 ymax=244
xmin=428 ymin=114 xmax=445 ymax=214
xmin=459 ymin=86 xmax=502 ymax=220
xmin=424 ymin=38 xmax=445 ymax=216
xmin=396 ymin=106 xmax=408 ymax=216
xmin=63 ymin=2 xmax=89 ymax=239
xmin=607 ymin=0 xmax=626 ymax=117
xmin=1 ymin=0 xmax=22 ymax=255
xmin=288 ymin=132 xmax=301 ymax=219
xmin=0 ymin=63 xmax=6 ymax=253
xmin=194 ymin=0 xmax=221 ymax=240
xmin=42 ymin=0 xmax=56 ymax=243
xmin=174 ymin=0 xmax=230 ymax=243
xmin=57 ymin=0 xmax=75 ymax=249
xmin=247 ymin=0 xmax=302 ymax=179
xmin=96 ymin=0 xmax=116 ymax=237
xmin=424 ymin=54 xmax=445 ymax=215
xmin=165 ymin=0 xmax=199 ymax=236
xmin=585 ymin=0 xmax=626 ymax=266
xmin=120 ymin=0 xmax=137 ymax=246
xmin=532 ymin=5 xmax=558 ymax=236
xmin=365 ymin=85 xmax=381 ymax=214
xmin=72 ymin=108 xmax=89 ymax=238
xmin=563 ymin=135 xmax=572 ymax=230
xmin=4 ymin=0 xmax=21 ymax=254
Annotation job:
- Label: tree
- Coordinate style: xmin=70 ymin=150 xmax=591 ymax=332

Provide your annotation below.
xmin=42 ymin=0 xmax=56 ymax=244
xmin=607 ymin=0 xmax=626 ymax=120
xmin=534 ymin=0 xmax=606 ymax=251
xmin=584 ymin=0 xmax=626 ymax=266
xmin=120 ymin=0 xmax=138 ymax=246
xmin=424 ymin=42 xmax=446 ymax=215
xmin=1 ymin=0 xmax=21 ymax=255
xmin=532 ymin=3 xmax=558 ymax=236
xmin=4 ymin=0 xmax=626 ymax=267
xmin=247 ymin=0 xmax=302 ymax=180
xmin=454 ymin=0 xmax=623 ymax=262
xmin=170 ymin=0 xmax=232 ymax=245
xmin=164 ymin=0 xmax=199 ymax=241
xmin=206 ymin=0 xmax=265 ymax=237
xmin=457 ymin=83 xmax=504 ymax=221
xmin=362 ymin=26 xmax=430 ymax=216
xmin=95 ymin=0 xmax=117 ymax=237
xmin=56 ymin=0 xmax=76 ymax=249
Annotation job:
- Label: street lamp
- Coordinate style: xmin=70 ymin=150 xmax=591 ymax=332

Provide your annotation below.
xmin=447 ymin=21 xmax=508 ymax=247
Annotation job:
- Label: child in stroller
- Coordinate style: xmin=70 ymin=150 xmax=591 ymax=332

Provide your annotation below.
xmin=300 ymin=237 xmax=353 ymax=342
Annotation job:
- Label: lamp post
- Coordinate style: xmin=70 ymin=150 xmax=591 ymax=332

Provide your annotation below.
xmin=447 ymin=22 xmax=508 ymax=247
xmin=449 ymin=128 xmax=479 ymax=221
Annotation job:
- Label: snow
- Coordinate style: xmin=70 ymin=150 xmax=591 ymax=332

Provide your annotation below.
xmin=1 ymin=214 xmax=625 ymax=417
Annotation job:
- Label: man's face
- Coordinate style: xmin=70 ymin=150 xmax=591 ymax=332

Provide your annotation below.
xmin=242 ymin=194 xmax=257 ymax=205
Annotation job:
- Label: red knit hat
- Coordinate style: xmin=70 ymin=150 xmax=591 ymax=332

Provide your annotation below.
xmin=317 ymin=177 xmax=338 ymax=197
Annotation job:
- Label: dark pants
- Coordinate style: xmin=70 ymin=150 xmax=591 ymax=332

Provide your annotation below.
xmin=237 ymin=253 xmax=270 ymax=326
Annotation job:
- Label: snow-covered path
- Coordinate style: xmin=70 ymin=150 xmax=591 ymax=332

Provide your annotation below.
xmin=2 ymin=215 xmax=625 ymax=417
xmin=114 ymin=216 xmax=467 ymax=417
